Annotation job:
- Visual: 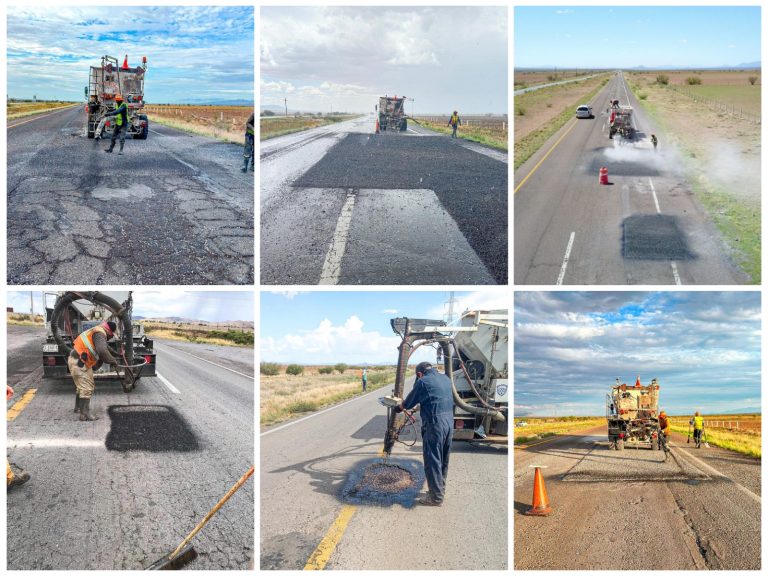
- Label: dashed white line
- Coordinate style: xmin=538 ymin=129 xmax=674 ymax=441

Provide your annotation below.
xmin=9 ymin=438 xmax=104 ymax=449
xmin=670 ymin=262 xmax=682 ymax=285
xmin=648 ymin=177 xmax=682 ymax=285
xmin=319 ymin=190 xmax=356 ymax=285
xmin=155 ymin=343 xmax=255 ymax=380
xmin=648 ymin=177 xmax=661 ymax=214
xmin=156 ymin=372 xmax=181 ymax=394
xmin=556 ymin=232 xmax=576 ymax=285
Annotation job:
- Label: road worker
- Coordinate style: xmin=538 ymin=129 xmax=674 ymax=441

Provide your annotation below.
xmin=7 ymin=386 xmax=30 ymax=490
xmin=395 ymin=362 xmax=453 ymax=506
xmin=689 ymin=411 xmax=704 ymax=448
xmin=103 ymin=94 xmax=129 ymax=155
xmin=651 ymin=133 xmax=658 ymax=150
xmin=69 ymin=321 xmax=119 ymax=421
xmin=361 ymin=368 xmax=368 ymax=392
xmin=658 ymin=410 xmax=670 ymax=437
xmin=448 ymin=110 xmax=461 ymax=138
xmin=242 ymin=112 xmax=255 ymax=172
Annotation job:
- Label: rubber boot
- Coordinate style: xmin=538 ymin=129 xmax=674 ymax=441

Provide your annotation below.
xmin=241 ymin=157 xmax=248 ymax=173
xmin=118 ymin=141 xmax=124 ymax=155
xmin=105 ymin=142 xmax=114 ymax=153
xmin=79 ymin=398 xmax=99 ymax=421
xmin=74 ymin=393 xmax=81 ymax=413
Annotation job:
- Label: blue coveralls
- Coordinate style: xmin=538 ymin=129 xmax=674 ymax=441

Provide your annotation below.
xmin=402 ymin=368 xmax=454 ymax=502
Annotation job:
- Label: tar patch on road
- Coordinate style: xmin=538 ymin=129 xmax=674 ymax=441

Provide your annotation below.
xmin=105 ymin=405 xmax=199 ymax=452
xmin=341 ymin=457 xmax=424 ymax=508
xmin=622 ymin=214 xmax=693 ymax=260
xmin=294 ymin=134 xmax=508 ymax=284
xmin=588 ymin=155 xmax=661 ymax=177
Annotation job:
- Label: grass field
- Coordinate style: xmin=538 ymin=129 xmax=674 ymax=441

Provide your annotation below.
xmin=514 ymin=417 xmax=604 ymax=445
xmin=260 ymin=115 xmax=354 ymax=140
xmin=8 ymin=100 xmax=78 ymax=119
xmin=668 ymin=413 xmax=761 ymax=458
xmin=6 ymin=312 xmax=45 ymax=326
xmin=416 ymin=116 xmax=508 ymax=150
xmin=514 ymin=69 xmax=603 ymax=90
xmin=514 ymin=74 xmax=610 ymax=169
xmin=627 ymin=70 xmax=761 ymax=283
xmin=142 ymin=321 xmax=253 ymax=347
xmin=261 ymin=364 xmax=395 ymax=426
xmin=144 ymin=105 xmax=253 ymax=144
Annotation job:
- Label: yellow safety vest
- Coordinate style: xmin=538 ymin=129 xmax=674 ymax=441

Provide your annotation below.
xmin=693 ymin=416 xmax=703 ymax=430
xmin=450 ymin=114 xmax=459 ymax=125
xmin=73 ymin=326 xmax=108 ymax=369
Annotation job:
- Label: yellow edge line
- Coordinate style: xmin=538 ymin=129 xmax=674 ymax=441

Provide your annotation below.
xmin=514 ymin=119 xmax=578 ymax=194
xmin=7 ymin=389 xmax=38 ymax=421
xmin=514 ymin=435 xmax=563 ymax=450
xmin=303 ymin=504 xmax=357 ymax=570
xmin=8 ymin=105 xmax=80 ymax=128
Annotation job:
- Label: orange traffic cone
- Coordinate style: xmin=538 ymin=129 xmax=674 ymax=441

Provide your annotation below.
xmin=525 ymin=466 xmax=552 ymax=516
xmin=635 ymin=376 xmax=641 ymax=387
xmin=122 ymin=54 xmax=129 ymax=69
xmin=599 ymin=166 xmax=609 ymax=185
xmin=375 ymin=119 xmax=380 ymax=134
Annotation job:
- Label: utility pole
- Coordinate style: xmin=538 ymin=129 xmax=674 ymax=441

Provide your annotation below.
xmin=443 ymin=291 xmax=458 ymax=324
xmin=284 ymin=98 xmax=288 ymax=117
xmin=30 ymin=291 xmax=34 ymax=315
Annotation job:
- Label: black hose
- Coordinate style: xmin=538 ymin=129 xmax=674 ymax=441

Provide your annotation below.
xmin=442 ymin=341 xmax=505 ymax=422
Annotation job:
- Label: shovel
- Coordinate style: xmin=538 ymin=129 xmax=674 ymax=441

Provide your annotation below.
xmin=686 ymin=423 xmax=691 ymax=444
xmin=703 ymin=428 xmax=710 ymax=449
xmin=146 ymin=465 xmax=254 ymax=570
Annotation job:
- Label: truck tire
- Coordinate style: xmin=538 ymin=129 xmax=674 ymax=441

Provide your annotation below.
xmin=87 ymin=126 xmax=95 ymax=139
xmin=651 ymin=438 xmax=659 ymax=450
xmin=400 ymin=119 xmax=407 ymax=132
xmin=617 ymin=439 xmax=624 ymax=451
xmin=134 ymin=114 xmax=149 ymax=140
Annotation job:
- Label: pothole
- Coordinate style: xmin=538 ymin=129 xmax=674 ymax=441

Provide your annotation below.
xmin=341 ymin=458 xmax=423 ymax=507
xmin=91 ymin=183 xmax=154 ymax=201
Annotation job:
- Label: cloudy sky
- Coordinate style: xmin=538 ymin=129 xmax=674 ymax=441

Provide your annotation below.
xmin=7 ymin=6 xmax=254 ymax=103
xmin=261 ymin=290 xmax=509 ymax=365
xmin=516 ymin=6 xmax=760 ymax=68
xmin=515 ymin=292 xmax=761 ymax=416
xmin=9 ymin=291 xmax=254 ymax=323
xmin=261 ymin=6 xmax=507 ymax=114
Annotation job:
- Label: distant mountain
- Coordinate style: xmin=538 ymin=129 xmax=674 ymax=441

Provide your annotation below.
xmin=715 ymin=407 xmax=761 ymax=415
xmin=156 ymin=99 xmax=253 ymax=106
xmin=628 ymin=62 xmax=760 ymax=70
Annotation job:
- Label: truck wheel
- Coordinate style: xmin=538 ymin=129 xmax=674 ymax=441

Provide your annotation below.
xmin=651 ymin=438 xmax=659 ymax=450
xmin=617 ymin=439 xmax=624 ymax=451
xmin=134 ymin=114 xmax=149 ymax=140
xmin=400 ymin=119 xmax=407 ymax=132
xmin=87 ymin=126 xmax=95 ymax=139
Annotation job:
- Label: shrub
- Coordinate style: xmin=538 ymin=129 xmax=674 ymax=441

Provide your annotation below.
xmin=334 ymin=363 xmax=348 ymax=374
xmin=655 ymin=74 xmax=669 ymax=85
xmin=260 ymin=362 xmax=280 ymax=376
xmin=547 ymin=74 xmax=557 ymax=81
xmin=286 ymin=364 xmax=304 ymax=376
xmin=367 ymin=371 xmax=390 ymax=386
xmin=318 ymin=366 xmax=334 ymax=375
xmin=638 ymin=93 xmax=648 ymax=100
xmin=372 ymin=365 xmax=387 ymax=371
xmin=748 ymin=76 xmax=759 ymax=85
xmin=516 ymin=107 xmax=526 ymax=116
xmin=685 ymin=76 xmax=702 ymax=85
xmin=208 ymin=330 xmax=254 ymax=345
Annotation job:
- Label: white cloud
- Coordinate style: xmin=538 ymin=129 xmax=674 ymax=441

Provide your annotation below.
xmin=270 ymin=290 xmax=306 ymax=300
xmin=382 ymin=308 xmax=398 ymax=314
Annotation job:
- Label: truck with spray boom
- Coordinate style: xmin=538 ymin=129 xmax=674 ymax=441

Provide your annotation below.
xmin=86 ymin=54 xmax=149 ymax=140
xmin=42 ymin=291 xmax=156 ymax=392
xmin=382 ymin=309 xmax=508 ymax=456
xmin=606 ymin=376 xmax=664 ymax=451
xmin=376 ymin=95 xmax=408 ymax=132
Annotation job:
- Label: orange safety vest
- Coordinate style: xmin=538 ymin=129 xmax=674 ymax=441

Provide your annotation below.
xmin=73 ymin=326 xmax=109 ymax=369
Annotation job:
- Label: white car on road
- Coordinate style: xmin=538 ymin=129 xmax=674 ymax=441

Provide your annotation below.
xmin=575 ymin=105 xmax=593 ymax=119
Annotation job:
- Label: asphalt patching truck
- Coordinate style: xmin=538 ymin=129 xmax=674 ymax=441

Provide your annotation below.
xmin=377 ymin=95 xmax=408 ymax=132
xmin=86 ymin=54 xmax=149 ymax=140
xmin=606 ymin=376 xmax=661 ymax=450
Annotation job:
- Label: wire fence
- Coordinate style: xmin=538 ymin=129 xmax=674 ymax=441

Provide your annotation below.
xmin=667 ymin=86 xmax=761 ymax=124
xmin=670 ymin=418 xmax=760 ymax=431
xmin=143 ymin=105 xmax=251 ymax=128
xmin=416 ymin=115 xmax=508 ymax=132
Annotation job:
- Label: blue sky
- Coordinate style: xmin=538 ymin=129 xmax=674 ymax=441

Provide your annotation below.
xmin=7 ymin=6 xmax=254 ymax=103
xmin=261 ymin=290 xmax=509 ymax=364
xmin=261 ymin=6 xmax=507 ymax=114
xmin=515 ymin=6 xmax=760 ymax=68
xmin=515 ymin=292 xmax=761 ymax=416
xmin=8 ymin=291 xmax=254 ymax=323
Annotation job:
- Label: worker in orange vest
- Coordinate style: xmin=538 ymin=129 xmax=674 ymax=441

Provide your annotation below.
xmin=69 ymin=322 xmax=119 ymax=421
xmin=448 ymin=110 xmax=462 ymax=138
xmin=7 ymin=385 xmax=30 ymax=489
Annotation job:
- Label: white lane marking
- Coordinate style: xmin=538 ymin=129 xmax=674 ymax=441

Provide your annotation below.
xmin=674 ymin=446 xmax=761 ymax=505
xmin=670 ymin=261 xmax=682 ymax=285
xmin=156 ymin=372 xmax=181 ymax=394
xmin=319 ymin=190 xmax=356 ymax=285
xmin=149 ymin=128 xmax=166 ymax=136
xmin=9 ymin=438 xmax=103 ymax=448
xmin=648 ymin=177 xmax=661 ymax=214
xmin=155 ymin=343 xmax=254 ymax=380
xmin=556 ymin=232 xmax=576 ymax=285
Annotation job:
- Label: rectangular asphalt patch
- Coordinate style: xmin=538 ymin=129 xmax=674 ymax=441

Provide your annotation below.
xmin=105 ymin=405 xmax=199 ymax=452
xmin=294 ymin=134 xmax=507 ymax=284
xmin=622 ymin=214 xmax=693 ymax=260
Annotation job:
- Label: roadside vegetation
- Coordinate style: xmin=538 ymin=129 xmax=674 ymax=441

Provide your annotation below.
xmin=7 ymin=100 xmax=78 ymax=120
xmin=260 ymin=364 xmax=396 ymax=425
xmin=668 ymin=413 xmax=760 ymax=458
xmin=260 ymin=114 xmax=355 ymax=140
xmin=627 ymin=70 xmax=761 ymax=282
xmin=416 ymin=118 xmax=507 ymax=151
xmin=145 ymin=104 xmax=252 ymax=144
xmin=6 ymin=312 xmax=45 ymax=326
xmin=143 ymin=321 xmax=253 ymax=347
xmin=514 ymin=69 xmax=603 ymax=90
xmin=514 ymin=416 xmax=604 ymax=445
xmin=514 ymin=74 xmax=610 ymax=169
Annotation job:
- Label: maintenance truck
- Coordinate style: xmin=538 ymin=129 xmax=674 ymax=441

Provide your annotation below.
xmin=85 ymin=54 xmax=149 ymax=140
xmin=383 ymin=309 xmax=508 ymax=455
xmin=376 ymin=95 xmax=408 ymax=132
xmin=606 ymin=376 xmax=662 ymax=450
xmin=42 ymin=291 xmax=156 ymax=391
xmin=608 ymin=100 xmax=634 ymax=140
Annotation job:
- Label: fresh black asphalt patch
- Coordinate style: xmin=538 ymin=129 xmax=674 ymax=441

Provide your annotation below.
xmin=588 ymin=156 xmax=661 ymax=178
xmin=622 ymin=214 xmax=693 ymax=260
xmin=295 ymin=134 xmax=508 ymax=284
xmin=342 ymin=457 xmax=424 ymax=508
xmin=105 ymin=405 xmax=199 ymax=452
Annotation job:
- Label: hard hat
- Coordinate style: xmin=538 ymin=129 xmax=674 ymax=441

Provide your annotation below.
xmin=102 ymin=321 xmax=117 ymax=338
xmin=659 ymin=411 xmax=666 ymax=417
xmin=695 ymin=411 xmax=700 ymax=416
xmin=115 ymin=93 xmax=123 ymax=101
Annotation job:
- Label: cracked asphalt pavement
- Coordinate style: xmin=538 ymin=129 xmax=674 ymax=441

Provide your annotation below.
xmin=7 ymin=325 xmax=254 ymax=570
xmin=514 ymin=426 xmax=760 ymax=570
xmin=7 ymin=107 xmax=253 ymax=285
xmin=261 ymin=116 xmax=507 ymax=284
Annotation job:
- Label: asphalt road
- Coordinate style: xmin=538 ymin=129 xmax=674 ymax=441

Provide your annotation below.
xmin=514 ymin=426 xmax=760 ymax=570
xmin=260 ymin=377 xmax=507 ymax=570
xmin=514 ymin=72 xmax=748 ymax=285
xmin=261 ymin=116 xmax=507 ymax=284
xmin=7 ymin=107 xmax=254 ymax=285
xmin=6 ymin=326 xmax=254 ymax=570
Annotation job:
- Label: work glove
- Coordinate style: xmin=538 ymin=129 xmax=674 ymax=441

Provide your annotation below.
xmin=395 ymin=405 xmax=404 ymax=414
